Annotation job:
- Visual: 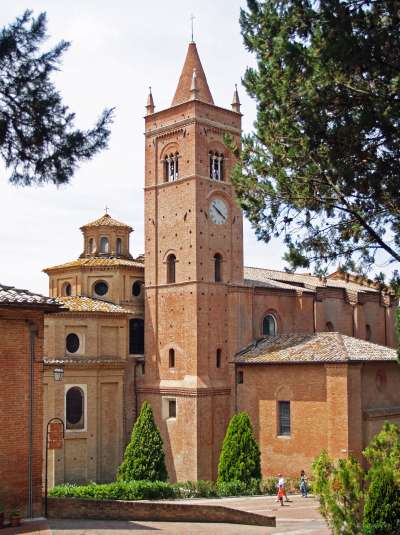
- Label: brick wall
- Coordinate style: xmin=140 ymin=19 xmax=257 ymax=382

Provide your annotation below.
xmin=0 ymin=308 xmax=45 ymax=517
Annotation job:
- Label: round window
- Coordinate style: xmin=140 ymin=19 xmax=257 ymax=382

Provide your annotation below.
xmin=66 ymin=333 xmax=80 ymax=353
xmin=94 ymin=281 xmax=108 ymax=296
xmin=132 ymin=280 xmax=143 ymax=297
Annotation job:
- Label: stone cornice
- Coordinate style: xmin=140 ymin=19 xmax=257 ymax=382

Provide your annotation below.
xmin=145 ymin=116 xmax=240 ymax=139
xmin=137 ymin=386 xmax=231 ymax=397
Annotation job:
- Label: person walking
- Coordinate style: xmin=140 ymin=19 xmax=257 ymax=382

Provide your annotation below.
xmin=276 ymin=474 xmax=290 ymax=503
xmin=300 ymin=470 xmax=308 ymax=498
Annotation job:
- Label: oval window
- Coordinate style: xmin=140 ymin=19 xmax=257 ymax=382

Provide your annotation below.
xmin=94 ymin=281 xmax=108 ymax=296
xmin=132 ymin=280 xmax=143 ymax=297
xmin=66 ymin=333 xmax=80 ymax=353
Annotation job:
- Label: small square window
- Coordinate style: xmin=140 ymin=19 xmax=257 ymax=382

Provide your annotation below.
xmin=237 ymin=370 xmax=244 ymax=384
xmin=168 ymin=399 xmax=176 ymax=418
xmin=278 ymin=401 xmax=291 ymax=436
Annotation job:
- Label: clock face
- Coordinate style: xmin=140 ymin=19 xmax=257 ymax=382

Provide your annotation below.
xmin=209 ymin=198 xmax=228 ymax=225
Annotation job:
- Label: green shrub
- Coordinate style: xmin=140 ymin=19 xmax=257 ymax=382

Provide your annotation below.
xmin=117 ymin=401 xmax=167 ymax=482
xmin=49 ymin=480 xmax=178 ymax=501
xmin=216 ymin=478 xmax=260 ymax=497
xmin=363 ymin=464 xmax=400 ymax=535
xmin=177 ymin=480 xmax=218 ymax=498
xmin=260 ymin=478 xmax=277 ymax=495
xmin=217 ymin=412 xmax=261 ymax=484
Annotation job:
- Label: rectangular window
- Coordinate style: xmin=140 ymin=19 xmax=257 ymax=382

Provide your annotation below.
xmin=237 ymin=370 xmax=244 ymax=384
xmin=168 ymin=399 xmax=176 ymax=418
xmin=278 ymin=401 xmax=291 ymax=436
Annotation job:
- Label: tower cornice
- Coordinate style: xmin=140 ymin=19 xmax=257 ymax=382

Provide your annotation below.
xmin=145 ymin=114 xmax=241 ymax=139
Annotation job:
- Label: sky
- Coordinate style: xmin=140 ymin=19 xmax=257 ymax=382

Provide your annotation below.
xmin=0 ymin=0 xmax=288 ymax=295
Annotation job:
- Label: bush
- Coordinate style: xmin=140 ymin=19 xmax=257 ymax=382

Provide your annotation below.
xmin=363 ymin=464 xmax=400 ymax=535
xmin=217 ymin=412 xmax=261 ymax=484
xmin=260 ymin=478 xmax=277 ymax=495
xmin=49 ymin=480 xmax=178 ymax=501
xmin=177 ymin=480 xmax=218 ymax=498
xmin=216 ymin=479 xmax=260 ymax=497
xmin=117 ymin=401 xmax=167 ymax=482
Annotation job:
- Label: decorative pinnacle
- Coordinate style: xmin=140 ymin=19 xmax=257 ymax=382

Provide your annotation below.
xmin=146 ymin=86 xmax=155 ymax=115
xmin=190 ymin=14 xmax=195 ymax=43
xmin=190 ymin=68 xmax=199 ymax=99
xmin=231 ymin=83 xmax=241 ymax=113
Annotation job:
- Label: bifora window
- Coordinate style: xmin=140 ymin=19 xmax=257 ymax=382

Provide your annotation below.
xmin=165 ymin=152 xmax=179 ymax=182
xmin=66 ymin=333 xmax=80 ymax=354
xmin=263 ymin=314 xmax=277 ymax=336
xmin=129 ymin=318 xmax=144 ymax=354
xmin=209 ymin=151 xmax=224 ymax=181
xmin=278 ymin=401 xmax=291 ymax=436
xmin=167 ymin=254 xmax=176 ymax=284
xmin=132 ymin=280 xmax=144 ymax=297
xmin=66 ymin=386 xmax=85 ymax=430
xmin=94 ymin=281 xmax=108 ymax=296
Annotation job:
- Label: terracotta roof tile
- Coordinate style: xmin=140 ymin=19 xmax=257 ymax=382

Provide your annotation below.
xmin=44 ymin=257 xmax=144 ymax=272
xmin=56 ymin=296 xmax=132 ymax=314
xmin=0 ymin=283 xmax=59 ymax=308
xmin=235 ymin=332 xmax=397 ymax=364
xmin=80 ymin=213 xmax=132 ymax=231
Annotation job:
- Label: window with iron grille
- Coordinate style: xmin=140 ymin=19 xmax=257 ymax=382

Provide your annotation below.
xmin=278 ymin=401 xmax=291 ymax=436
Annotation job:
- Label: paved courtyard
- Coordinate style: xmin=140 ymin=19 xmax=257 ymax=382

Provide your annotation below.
xmin=48 ymin=495 xmax=330 ymax=534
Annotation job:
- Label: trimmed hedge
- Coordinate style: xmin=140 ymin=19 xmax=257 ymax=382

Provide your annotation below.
xmin=49 ymin=477 xmax=311 ymax=501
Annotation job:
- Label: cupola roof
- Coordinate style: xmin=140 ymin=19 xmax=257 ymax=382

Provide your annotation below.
xmin=172 ymin=42 xmax=214 ymax=106
xmin=80 ymin=213 xmax=132 ymax=232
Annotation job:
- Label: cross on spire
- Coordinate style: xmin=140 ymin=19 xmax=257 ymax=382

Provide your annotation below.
xmin=190 ymin=14 xmax=195 ymax=42
xmin=105 ymin=205 xmax=109 ymax=214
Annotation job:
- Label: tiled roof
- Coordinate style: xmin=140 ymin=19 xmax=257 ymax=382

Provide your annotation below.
xmin=235 ymin=332 xmax=397 ymax=364
xmin=80 ymin=213 xmax=132 ymax=230
xmin=244 ymin=278 xmax=313 ymax=293
xmin=44 ymin=257 xmax=144 ymax=272
xmin=56 ymin=296 xmax=132 ymax=314
xmin=244 ymin=266 xmax=379 ymax=294
xmin=0 ymin=283 xmax=59 ymax=309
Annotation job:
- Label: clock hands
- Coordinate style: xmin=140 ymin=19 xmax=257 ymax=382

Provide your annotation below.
xmin=212 ymin=202 xmax=227 ymax=221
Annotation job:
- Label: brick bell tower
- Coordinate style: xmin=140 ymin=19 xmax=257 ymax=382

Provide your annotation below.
xmin=139 ymin=41 xmax=243 ymax=482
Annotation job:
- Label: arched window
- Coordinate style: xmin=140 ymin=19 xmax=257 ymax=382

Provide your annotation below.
xmin=366 ymin=324 xmax=372 ymax=341
xmin=326 ymin=321 xmax=334 ymax=332
xmin=132 ymin=280 xmax=144 ymax=297
xmin=100 ymin=237 xmax=109 ymax=254
xmin=88 ymin=238 xmax=94 ymax=254
xmin=66 ymin=333 xmax=80 ymax=354
xmin=164 ymin=152 xmax=179 ymax=182
xmin=263 ymin=314 xmax=277 ymax=336
xmin=167 ymin=254 xmax=176 ymax=284
xmin=209 ymin=151 xmax=224 ymax=181
xmin=129 ymin=318 xmax=144 ymax=354
xmin=62 ymin=282 xmax=72 ymax=297
xmin=216 ymin=348 xmax=222 ymax=368
xmin=169 ymin=348 xmax=175 ymax=368
xmin=214 ymin=253 xmax=222 ymax=282
xmin=66 ymin=387 xmax=84 ymax=430
xmin=116 ymin=238 xmax=122 ymax=255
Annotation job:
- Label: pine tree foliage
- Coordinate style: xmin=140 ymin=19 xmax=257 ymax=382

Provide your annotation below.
xmin=0 ymin=10 xmax=113 ymax=186
xmin=117 ymin=401 xmax=168 ymax=482
xmin=363 ymin=464 xmax=400 ymax=535
xmin=217 ymin=412 xmax=261 ymax=484
xmin=233 ymin=0 xmax=400 ymax=284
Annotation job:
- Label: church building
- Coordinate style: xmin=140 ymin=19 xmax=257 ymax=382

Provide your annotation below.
xmin=43 ymin=41 xmax=400 ymax=486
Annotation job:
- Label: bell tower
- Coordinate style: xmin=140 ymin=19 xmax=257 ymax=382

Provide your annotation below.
xmin=139 ymin=41 xmax=243 ymax=481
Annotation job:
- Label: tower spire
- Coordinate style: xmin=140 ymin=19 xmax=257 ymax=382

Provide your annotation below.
xmin=231 ymin=83 xmax=241 ymax=113
xmin=172 ymin=42 xmax=214 ymax=106
xmin=146 ymin=86 xmax=155 ymax=115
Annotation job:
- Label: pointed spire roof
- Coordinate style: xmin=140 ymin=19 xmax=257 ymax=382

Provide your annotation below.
xmin=146 ymin=87 xmax=155 ymax=115
xmin=80 ymin=213 xmax=132 ymax=232
xmin=172 ymin=42 xmax=214 ymax=106
xmin=231 ymin=84 xmax=241 ymax=113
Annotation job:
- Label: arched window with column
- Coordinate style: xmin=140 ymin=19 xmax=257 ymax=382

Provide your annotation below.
xmin=263 ymin=314 xmax=277 ymax=336
xmin=164 ymin=152 xmax=179 ymax=182
xmin=129 ymin=318 xmax=144 ymax=354
xmin=167 ymin=254 xmax=176 ymax=283
xmin=214 ymin=253 xmax=222 ymax=282
xmin=116 ymin=238 xmax=122 ymax=255
xmin=209 ymin=151 xmax=224 ymax=181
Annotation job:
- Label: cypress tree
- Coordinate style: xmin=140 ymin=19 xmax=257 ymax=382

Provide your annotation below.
xmin=363 ymin=464 xmax=400 ymax=535
xmin=217 ymin=412 xmax=261 ymax=484
xmin=117 ymin=401 xmax=167 ymax=482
